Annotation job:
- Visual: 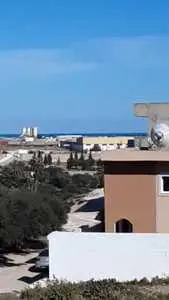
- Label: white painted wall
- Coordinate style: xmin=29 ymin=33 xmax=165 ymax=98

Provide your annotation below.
xmin=48 ymin=232 xmax=169 ymax=282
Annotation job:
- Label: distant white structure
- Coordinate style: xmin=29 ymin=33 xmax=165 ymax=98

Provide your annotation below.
xmin=21 ymin=126 xmax=38 ymax=139
xmin=17 ymin=149 xmax=28 ymax=154
xmin=30 ymin=127 xmax=34 ymax=137
xmin=27 ymin=127 xmax=31 ymax=137
xmin=32 ymin=127 xmax=38 ymax=138
xmin=22 ymin=127 xmax=27 ymax=136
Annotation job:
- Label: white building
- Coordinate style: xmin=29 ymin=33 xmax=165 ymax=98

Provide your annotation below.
xmin=24 ymin=136 xmax=34 ymax=142
xmin=32 ymin=127 xmax=38 ymax=138
xmin=21 ymin=127 xmax=27 ymax=136
xmin=79 ymin=136 xmax=134 ymax=152
xmin=30 ymin=127 xmax=38 ymax=138
xmin=21 ymin=126 xmax=38 ymax=139
xmin=26 ymin=127 xmax=31 ymax=137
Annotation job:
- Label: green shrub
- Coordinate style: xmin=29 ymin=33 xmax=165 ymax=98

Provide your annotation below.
xmin=19 ymin=278 xmax=169 ymax=300
xmin=0 ymin=191 xmax=67 ymax=250
xmin=0 ymin=162 xmax=101 ymax=251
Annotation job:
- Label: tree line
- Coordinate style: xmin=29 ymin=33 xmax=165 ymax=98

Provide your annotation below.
xmin=30 ymin=151 xmax=53 ymax=167
xmin=67 ymin=151 xmax=96 ymax=170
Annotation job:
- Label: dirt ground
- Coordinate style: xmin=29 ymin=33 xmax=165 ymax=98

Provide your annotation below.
xmin=63 ymin=188 xmax=104 ymax=232
xmin=0 ymin=251 xmax=47 ymax=294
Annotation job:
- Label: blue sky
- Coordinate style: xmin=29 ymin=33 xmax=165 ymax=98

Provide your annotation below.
xmin=1 ymin=0 xmax=169 ymax=133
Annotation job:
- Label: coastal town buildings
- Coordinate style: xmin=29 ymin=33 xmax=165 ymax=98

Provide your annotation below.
xmin=77 ymin=136 xmax=135 ymax=151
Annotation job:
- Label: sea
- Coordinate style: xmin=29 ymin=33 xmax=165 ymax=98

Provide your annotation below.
xmin=0 ymin=132 xmax=147 ymax=140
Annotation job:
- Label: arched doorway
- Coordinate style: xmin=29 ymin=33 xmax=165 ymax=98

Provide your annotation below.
xmin=115 ymin=219 xmax=133 ymax=233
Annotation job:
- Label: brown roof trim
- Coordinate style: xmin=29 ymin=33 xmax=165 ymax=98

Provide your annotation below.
xmin=102 ymin=150 xmax=169 ymax=162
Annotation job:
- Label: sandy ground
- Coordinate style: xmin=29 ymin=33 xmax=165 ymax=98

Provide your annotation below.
xmin=0 ymin=251 xmax=45 ymax=293
xmin=63 ymin=188 xmax=104 ymax=232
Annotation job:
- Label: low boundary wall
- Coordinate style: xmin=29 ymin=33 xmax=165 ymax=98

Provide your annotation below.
xmin=48 ymin=232 xmax=169 ymax=282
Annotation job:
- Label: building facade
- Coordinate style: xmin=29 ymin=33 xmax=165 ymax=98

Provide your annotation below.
xmin=103 ymin=150 xmax=169 ymax=233
xmin=77 ymin=136 xmax=135 ymax=152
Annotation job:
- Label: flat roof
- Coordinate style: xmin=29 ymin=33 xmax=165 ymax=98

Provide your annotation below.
xmin=101 ymin=150 xmax=169 ymax=162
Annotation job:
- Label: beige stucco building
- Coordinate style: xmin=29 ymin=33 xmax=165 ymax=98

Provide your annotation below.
xmin=102 ymin=150 xmax=169 ymax=233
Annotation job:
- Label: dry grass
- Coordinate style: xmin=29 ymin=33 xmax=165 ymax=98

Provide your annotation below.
xmin=0 ymin=294 xmax=18 ymax=300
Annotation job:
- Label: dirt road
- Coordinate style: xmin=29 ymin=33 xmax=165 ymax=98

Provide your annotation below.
xmin=0 ymin=251 xmax=46 ymax=293
xmin=63 ymin=188 xmax=104 ymax=232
